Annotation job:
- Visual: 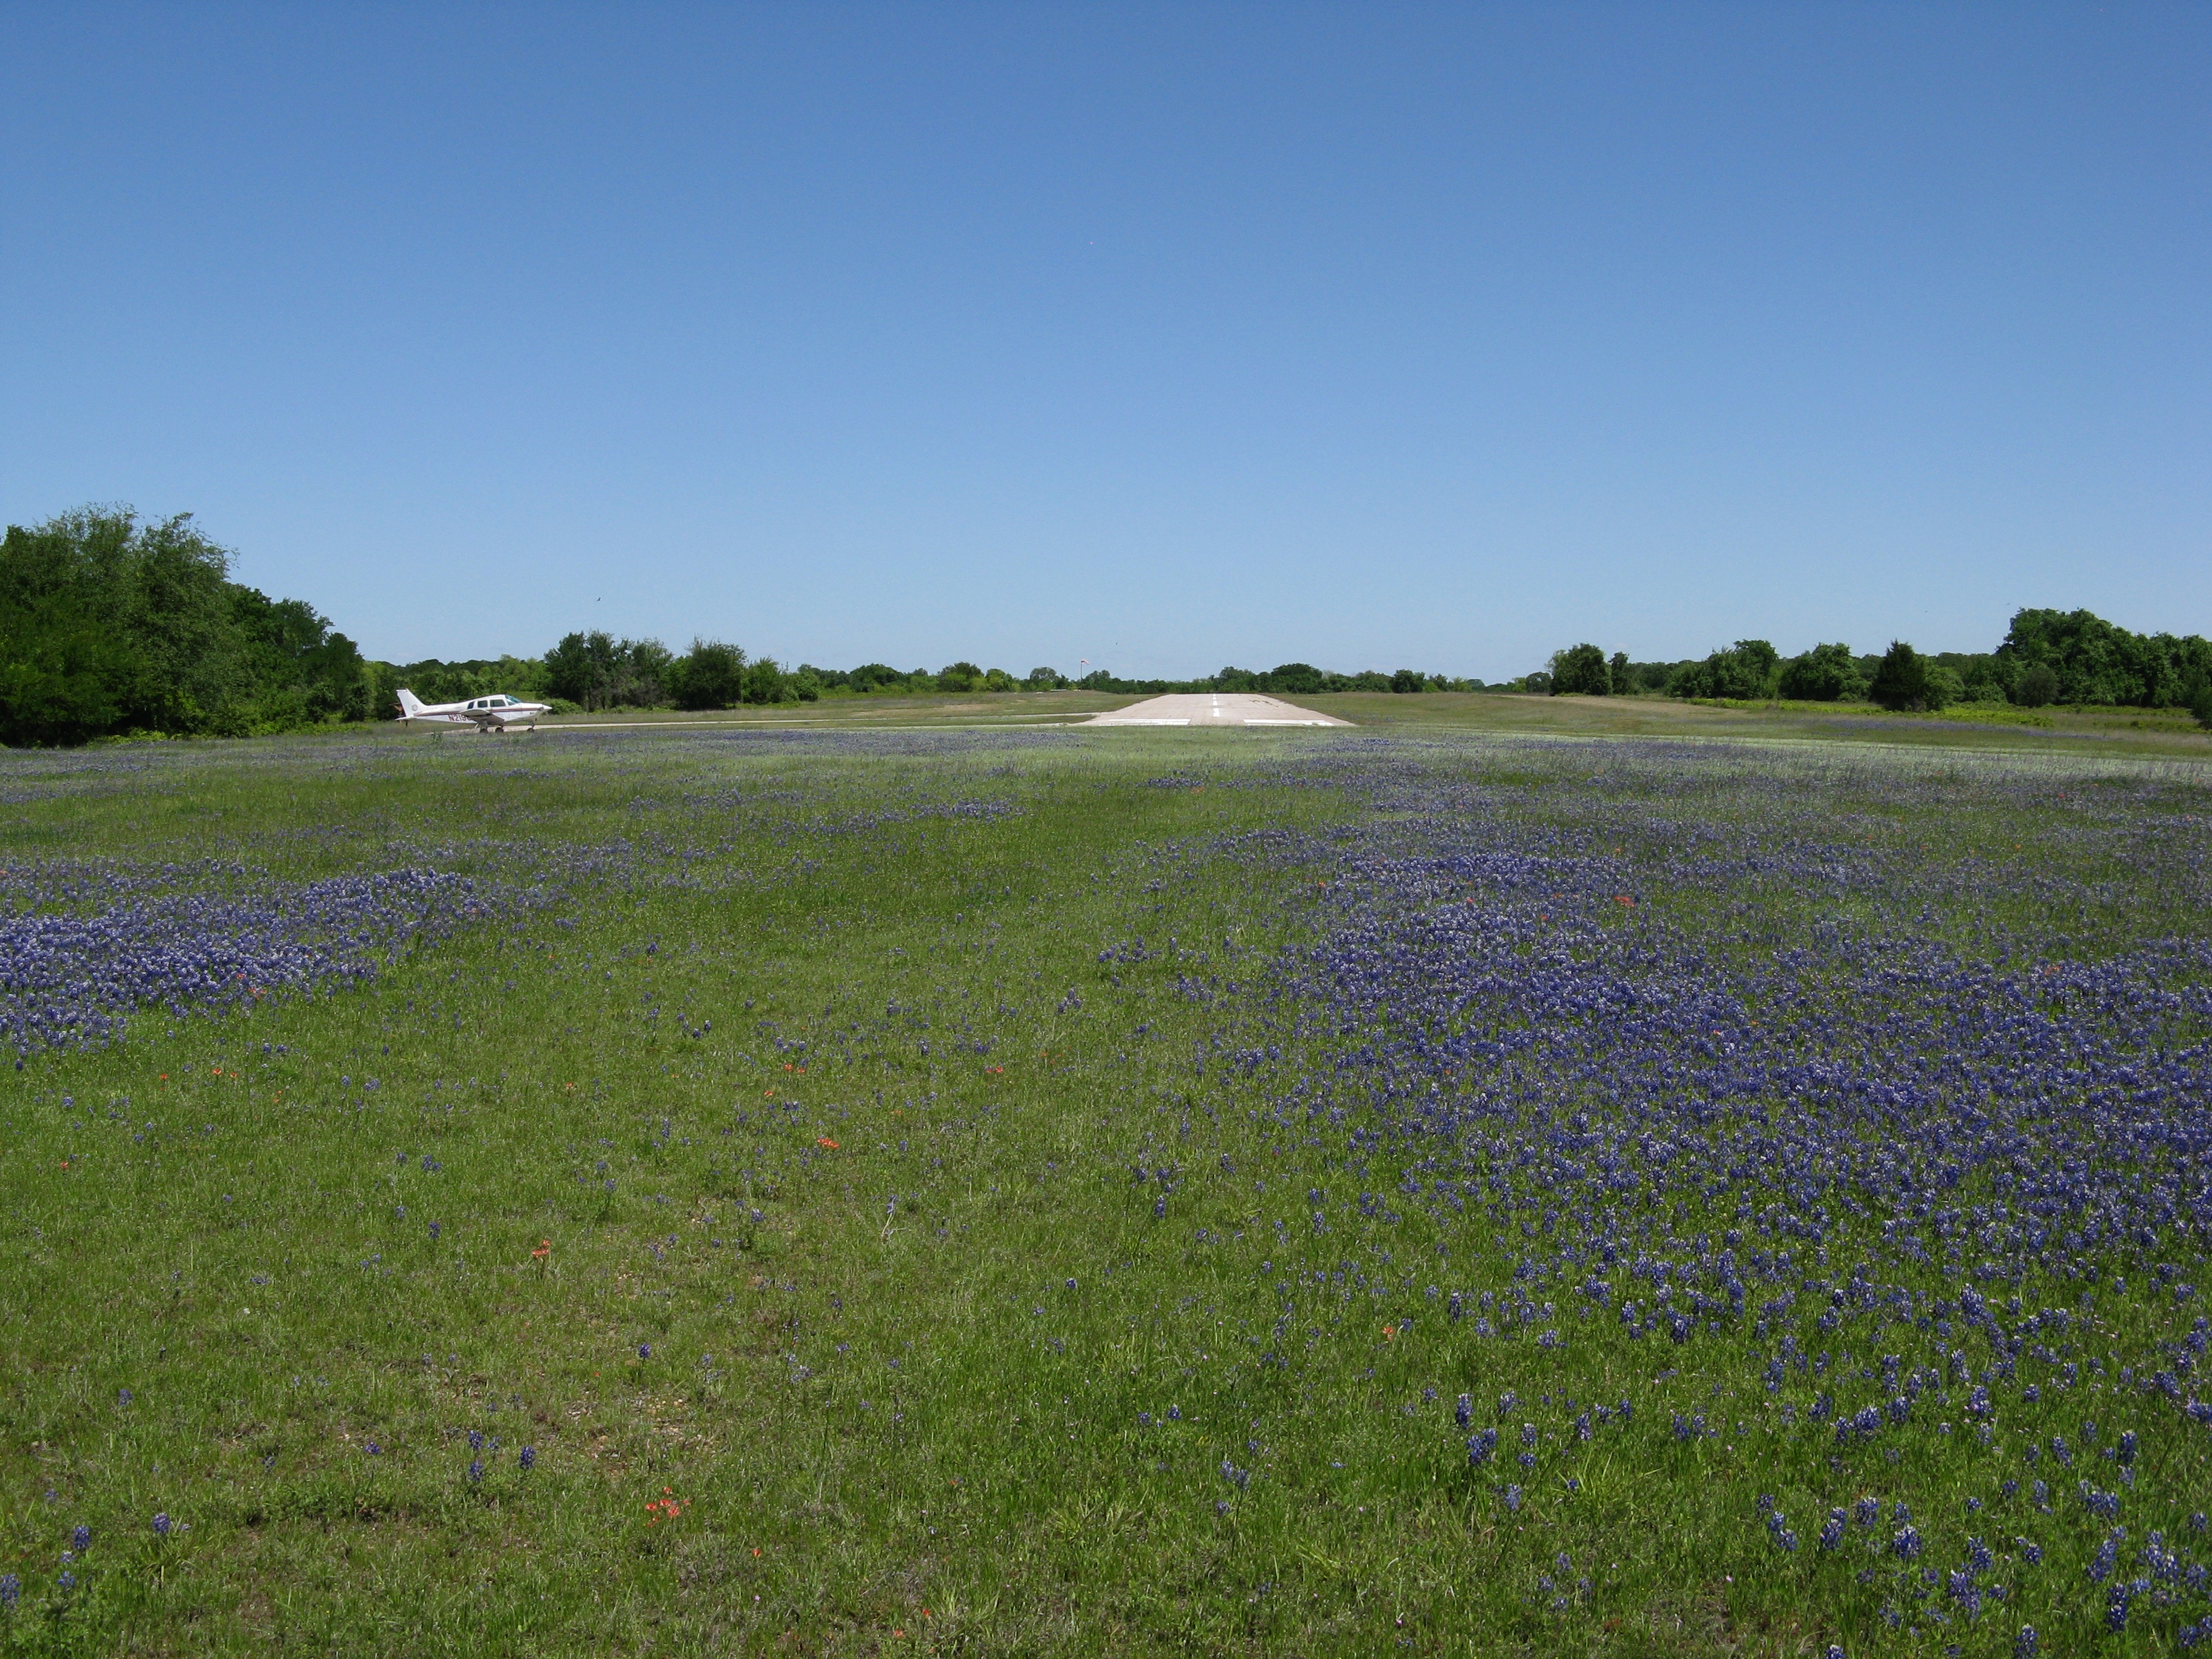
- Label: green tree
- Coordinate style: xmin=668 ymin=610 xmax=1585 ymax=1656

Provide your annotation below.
xmin=1265 ymin=662 xmax=1324 ymax=694
xmin=2186 ymin=674 xmax=2212 ymax=730
xmin=1024 ymin=666 xmax=1062 ymax=689
xmin=1998 ymin=608 xmax=2212 ymax=707
xmin=1777 ymin=642 xmax=1865 ymax=701
xmin=743 ymin=655 xmax=790 ymax=704
xmin=1549 ymin=643 xmax=1611 ymax=696
xmin=0 ymin=506 xmax=283 ymax=743
xmin=2013 ymin=662 xmax=2058 ymax=708
xmin=937 ymin=661 xmax=983 ymax=693
xmin=1869 ymin=640 xmax=1946 ymax=712
xmin=667 ymin=640 xmax=747 ymax=710
xmin=1669 ymin=641 xmax=1778 ymax=701
xmin=544 ymin=632 xmax=670 ymax=710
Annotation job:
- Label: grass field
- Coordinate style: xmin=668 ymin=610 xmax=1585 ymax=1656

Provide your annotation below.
xmin=529 ymin=688 xmax=2212 ymax=765
xmin=3 ymin=719 xmax=2211 ymax=1655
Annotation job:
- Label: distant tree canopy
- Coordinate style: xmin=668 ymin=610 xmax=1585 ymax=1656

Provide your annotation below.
xmin=1540 ymin=610 xmax=2212 ymax=716
xmin=1996 ymin=607 xmax=2212 ymax=708
xmin=14 ymin=504 xmax=2209 ymax=745
xmin=544 ymin=631 xmax=674 ymax=711
xmin=1669 ymin=640 xmax=1782 ymax=701
xmin=1777 ymin=642 xmax=1866 ymax=702
xmin=0 ymin=507 xmax=375 ymax=746
xmin=664 ymin=640 xmax=746 ymax=710
xmin=1549 ymin=643 xmax=1612 ymax=696
xmin=1868 ymin=641 xmax=1944 ymax=712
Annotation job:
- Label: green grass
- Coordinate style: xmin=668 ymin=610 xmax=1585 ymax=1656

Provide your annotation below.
xmin=1297 ymin=690 xmax=2212 ymax=758
xmin=2 ymin=725 xmax=2209 ymax=1654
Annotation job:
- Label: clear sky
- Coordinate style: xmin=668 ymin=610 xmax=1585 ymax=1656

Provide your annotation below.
xmin=3 ymin=4 xmax=2206 ymax=680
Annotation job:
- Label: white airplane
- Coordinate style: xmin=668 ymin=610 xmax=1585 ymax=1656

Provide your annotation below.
xmin=394 ymin=689 xmax=552 ymax=733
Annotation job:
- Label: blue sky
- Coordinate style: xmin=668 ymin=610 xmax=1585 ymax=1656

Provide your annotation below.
xmin=3 ymin=4 xmax=2206 ymax=680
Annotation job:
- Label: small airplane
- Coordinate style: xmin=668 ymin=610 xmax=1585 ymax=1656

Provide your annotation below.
xmin=394 ymin=689 xmax=552 ymax=733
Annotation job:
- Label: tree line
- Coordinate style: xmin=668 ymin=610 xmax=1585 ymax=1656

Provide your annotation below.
xmin=1542 ymin=612 xmax=2212 ymax=724
xmin=0 ymin=507 xmax=379 ymax=745
xmin=0 ymin=508 xmax=1492 ymax=742
xmin=438 ymin=643 xmax=1483 ymax=712
xmin=7 ymin=507 xmax=2210 ymax=743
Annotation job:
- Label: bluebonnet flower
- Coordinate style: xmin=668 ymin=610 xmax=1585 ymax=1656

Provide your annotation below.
xmin=2087 ymin=1533 xmax=2118 ymax=1584
xmin=468 ymin=1460 xmax=484 ymax=1483
xmin=152 ymin=1513 xmax=171 ymax=1536
xmin=70 ymin=1525 xmax=87 ymax=1551
xmin=0 ymin=1574 xmax=16 ymax=1607
xmin=1504 ymin=1485 xmax=1522 ymax=1512
xmin=518 ymin=1446 xmax=536 ymax=1471
xmin=2105 ymin=1581 xmax=2131 ymax=1632
xmin=1945 ymin=1570 xmax=1980 ymax=1618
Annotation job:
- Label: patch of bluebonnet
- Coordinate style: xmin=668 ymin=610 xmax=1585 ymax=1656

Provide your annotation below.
xmin=1131 ymin=740 xmax=2212 ymax=1647
xmin=1 ymin=863 xmax=511 ymax=1054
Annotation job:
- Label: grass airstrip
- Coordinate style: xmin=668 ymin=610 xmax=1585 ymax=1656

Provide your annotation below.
xmin=3 ymin=697 xmax=2210 ymax=1654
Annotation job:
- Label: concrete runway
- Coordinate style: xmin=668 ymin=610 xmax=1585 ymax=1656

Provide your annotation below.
xmin=1080 ymin=693 xmax=1351 ymax=727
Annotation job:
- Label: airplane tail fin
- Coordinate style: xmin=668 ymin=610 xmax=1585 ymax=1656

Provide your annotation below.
xmin=396 ymin=688 xmax=427 ymax=718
